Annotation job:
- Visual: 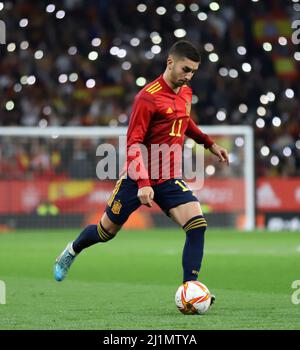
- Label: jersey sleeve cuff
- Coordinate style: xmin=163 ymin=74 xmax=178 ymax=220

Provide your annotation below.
xmin=137 ymin=179 xmax=151 ymax=189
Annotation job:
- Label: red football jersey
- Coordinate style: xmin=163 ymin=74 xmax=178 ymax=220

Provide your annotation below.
xmin=125 ymin=74 xmax=214 ymax=188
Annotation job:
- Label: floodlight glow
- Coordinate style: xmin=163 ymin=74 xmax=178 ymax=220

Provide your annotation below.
xmin=137 ymin=4 xmax=147 ymax=12
xmin=136 ymin=77 xmax=146 ymax=86
xmin=197 ymin=12 xmax=207 ymax=21
xmin=174 ymin=29 xmax=186 ymax=38
xmin=156 ymin=6 xmax=167 ymax=15
xmin=86 ymin=79 xmax=96 ymax=88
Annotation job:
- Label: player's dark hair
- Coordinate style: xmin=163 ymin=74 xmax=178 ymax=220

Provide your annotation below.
xmin=169 ymin=40 xmax=200 ymax=62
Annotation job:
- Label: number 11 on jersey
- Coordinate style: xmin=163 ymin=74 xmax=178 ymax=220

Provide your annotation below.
xmin=169 ymin=119 xmax=183 ymax=137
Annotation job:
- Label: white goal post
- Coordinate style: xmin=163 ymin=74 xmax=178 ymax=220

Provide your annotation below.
xmin=0 ymin=125 xmax=255 ymax=230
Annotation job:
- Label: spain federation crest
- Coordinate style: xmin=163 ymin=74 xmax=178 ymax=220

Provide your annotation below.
xmin=111 ymin=200 xmax=122 ymax=215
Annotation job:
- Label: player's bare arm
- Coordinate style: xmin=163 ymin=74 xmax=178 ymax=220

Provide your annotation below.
xmin=209 ymin=143 xmax=229 ymax=165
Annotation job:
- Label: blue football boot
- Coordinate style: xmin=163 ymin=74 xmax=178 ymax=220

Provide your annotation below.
xmin=54 ymin=242 xmax=76 ymax=281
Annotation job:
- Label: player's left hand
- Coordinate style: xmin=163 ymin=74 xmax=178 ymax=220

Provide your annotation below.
xmin=209 ymin=143 xmax=229 ymax=165
xmin=137 ymin=186 xmax=154 ymax=208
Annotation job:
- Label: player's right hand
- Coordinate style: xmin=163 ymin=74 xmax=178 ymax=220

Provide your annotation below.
xmin=137 ymin=186 xmax=154 ymax=208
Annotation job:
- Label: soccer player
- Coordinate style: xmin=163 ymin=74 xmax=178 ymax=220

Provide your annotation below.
xmin=54 ymin=41 xmax=229 ymax=303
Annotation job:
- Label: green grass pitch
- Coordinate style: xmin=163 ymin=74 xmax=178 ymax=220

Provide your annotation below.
xmin=0 ymin=228 xmax=299 ymax=330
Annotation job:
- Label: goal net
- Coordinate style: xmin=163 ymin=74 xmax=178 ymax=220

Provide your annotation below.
xmin=0 ymin=126 xmax=254 ymax=231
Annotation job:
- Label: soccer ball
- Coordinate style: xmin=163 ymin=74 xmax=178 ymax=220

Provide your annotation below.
xmin=175 ymin=281 xmax=212 ymax=315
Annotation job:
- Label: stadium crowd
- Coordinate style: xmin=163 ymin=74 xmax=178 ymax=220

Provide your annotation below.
xmin=0 ymin=0 xmax=299 ymax=178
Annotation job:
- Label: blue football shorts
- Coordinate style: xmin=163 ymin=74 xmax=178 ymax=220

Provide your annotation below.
xmin=105 ymin=177 xmax=199 ymax=225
